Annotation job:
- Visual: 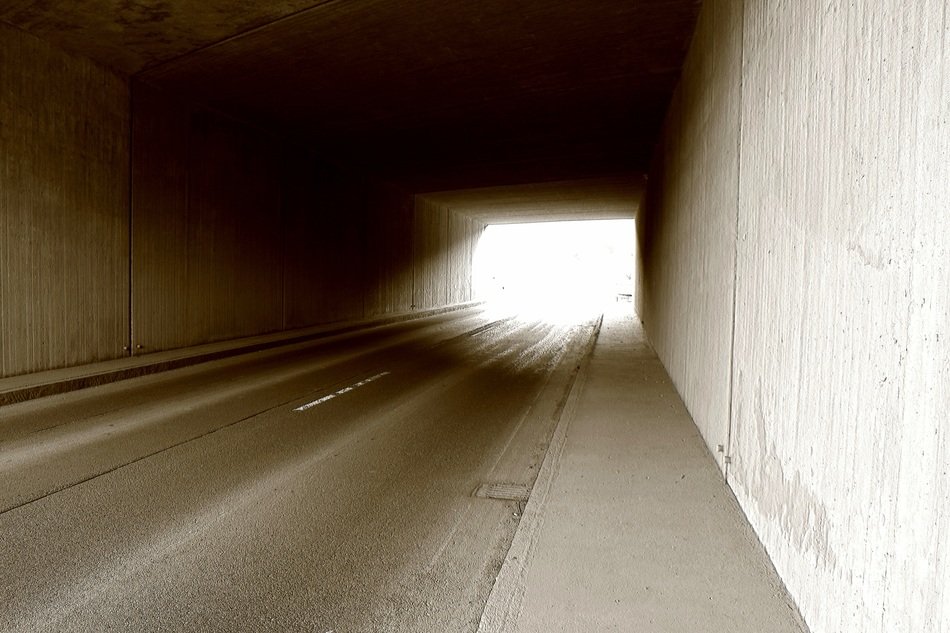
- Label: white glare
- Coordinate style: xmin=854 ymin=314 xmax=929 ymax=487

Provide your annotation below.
xmin=473 ymin=219 xmax=635 ymax=323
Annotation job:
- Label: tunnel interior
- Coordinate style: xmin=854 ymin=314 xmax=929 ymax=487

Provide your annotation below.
xmin=2 ymin=2 xmax=948 ymax=633
xmin=1 ymin=0 xmax=670 ymax=376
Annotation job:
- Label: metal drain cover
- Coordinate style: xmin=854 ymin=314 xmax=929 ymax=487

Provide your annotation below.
xmin=474 ymin=482 xmax=531 ymax=502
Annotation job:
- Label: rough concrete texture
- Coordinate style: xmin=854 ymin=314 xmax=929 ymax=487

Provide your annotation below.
xmin=481 ymin=309 xmax=807 ymax=632
xmin=446 ymin=207 xmax=481 ymax=305
xmin=0 ymin=22 xmax=130 ymax=378
xmin=636 ymin=0 xmax=743 ymax=469
xmin=412 ymin=197 xmax=483 ymax=311
xmin=638 ymin=1 xmax=950 ymax=631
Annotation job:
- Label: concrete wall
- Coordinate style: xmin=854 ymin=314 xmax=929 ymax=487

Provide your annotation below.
xmin=131 ymin=82 xmax=482 ymax=355
xmin=1 ymin=21 xmax=481 ymax=377
xmin=0 ymin=23 xmax=130 ymax=378
xmin=638 ymin=1 xmax=950 ymax=632
xmin=412 ymin=198 xmax=482 ymax=310
xmin=281 ymin=155 xmax=369 ymax=328
xmin=636 ymin=0 xmax=743 ymax=467
xmin=364 ymin=182 xmax=415 ymax=317
xmin=132 ymin=84 xmax=371 ymax=349
xmin=131 ymin=84 xmax=285 ymax=352
xmin=446 ymin=210 xmax=480 ymax=305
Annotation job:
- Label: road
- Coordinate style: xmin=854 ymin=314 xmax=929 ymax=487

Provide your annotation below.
xmin=0 ymin=307 xmax=599 ymax=632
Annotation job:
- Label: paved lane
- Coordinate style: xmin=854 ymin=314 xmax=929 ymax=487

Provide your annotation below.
xmin=0 ymin=308 xmax=598 ymax=632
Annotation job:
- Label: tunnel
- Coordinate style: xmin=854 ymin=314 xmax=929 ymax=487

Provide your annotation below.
xmin=0 ymin=2 xmax=947 ymax=632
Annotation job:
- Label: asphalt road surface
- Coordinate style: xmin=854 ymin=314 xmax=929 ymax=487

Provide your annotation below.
xmin=0 ymin=307 xmax=599 ymax=632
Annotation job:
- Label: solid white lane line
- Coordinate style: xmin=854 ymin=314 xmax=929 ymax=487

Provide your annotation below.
xmin=293 ymin=371 xmax=390 ymax=412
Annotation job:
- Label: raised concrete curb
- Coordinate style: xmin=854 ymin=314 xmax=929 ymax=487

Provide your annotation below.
xmin=477 ymin=314 xmax=603 ymax=633
xmin=0 ymin=302 xmax=481 ymax=406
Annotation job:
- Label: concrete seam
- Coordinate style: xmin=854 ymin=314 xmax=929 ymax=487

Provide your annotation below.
xmin=476 ymin=315 xmax=602 ymax=633
xmin=410 ymin=196 xmax=417 ymax=310
xmin=725 ymin=0 xmax=747 ymax=485
xmin=279 ymin=168 xmax=287 ymax=330
xmin=134 ymin=0 xmax=344 ymax=77
xmin=127 ymin=86 xmax=135 ymax=358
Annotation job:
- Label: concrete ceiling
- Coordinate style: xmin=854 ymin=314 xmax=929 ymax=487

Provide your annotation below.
xmin=0 ymin=1 xmax=329 ymax=73
xmin=2 ymin=0 xmax=701 ymax=191
xmin=422 ymin=176 xmax=645 ymax=225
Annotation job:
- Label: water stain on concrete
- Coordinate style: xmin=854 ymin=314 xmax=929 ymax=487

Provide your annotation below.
xmin=732 ymin=376 xmax=838 ymax=573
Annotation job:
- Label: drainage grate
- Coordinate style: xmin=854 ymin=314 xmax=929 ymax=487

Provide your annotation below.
xmin=473 ymin=482 xmax=531 ymax=502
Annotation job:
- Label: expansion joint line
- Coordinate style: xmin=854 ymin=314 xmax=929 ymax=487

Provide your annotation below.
xmin=725 ymin=0 xmax=747 ymax=485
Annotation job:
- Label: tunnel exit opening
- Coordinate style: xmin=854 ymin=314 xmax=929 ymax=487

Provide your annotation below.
xmin=473 ymin=219 xmax=636 ymax=322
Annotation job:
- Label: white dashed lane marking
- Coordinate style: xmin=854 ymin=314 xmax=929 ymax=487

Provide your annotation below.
xmin=293 ymin=372 xmax=391 ymax=412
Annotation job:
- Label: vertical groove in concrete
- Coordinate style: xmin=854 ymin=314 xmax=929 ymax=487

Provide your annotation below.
xmin=725 ymin=0 xmax=747 ymax=482
xmin=127 ymin=83 xmax=136 ymax=358
xmin=410 ymin=194 xmax=418 ymax=310
xmin=636 ymin=0 xmax=744 ymax=471
xmin=412 ymin=196 xmax=480 ymax=312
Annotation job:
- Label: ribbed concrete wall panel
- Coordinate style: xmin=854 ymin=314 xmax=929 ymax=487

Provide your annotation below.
xmin=189 ymin=112 xmax=284 ymax=341
xmin=131 ymin=88 xmax=478 ymax=349
xmin=130 ymin=84 xmax=192 ymax=353
xmin=641 ymin=1 xmax=950 ymax=631
xmin=447 ymin=213 xmax=481 ymax=304
xmin=636 ymin=0 xmax=743 ymax=467
xmin=410 ymin=200 xmax=480 ymax=310
xmin=364 ymin=183 xmax=414 ymax=316
xmin=412 ymin=198 xmax=450 ymax=310
xmin=132 ymin=86 xmax=284 ymax=352
xmin=316 ymin=173 xmax=368 ymax=323
xmin=283 ymin=164 xmax=366 ymax=327
xmin=2 ymin=49 xmax=482 ymax=377
xmin=280 ymin=152 xmax=323 ymax=329
xmin=0 ymin=23 xmax=129 ymax=378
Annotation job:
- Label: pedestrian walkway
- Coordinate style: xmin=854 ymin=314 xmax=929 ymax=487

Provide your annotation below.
xmin=479 ymin=309 xmax=809 ymax=632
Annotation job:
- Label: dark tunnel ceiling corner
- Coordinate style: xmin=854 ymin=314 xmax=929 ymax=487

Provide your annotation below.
xmin=2 ymin=0 xmax=702 ymax=192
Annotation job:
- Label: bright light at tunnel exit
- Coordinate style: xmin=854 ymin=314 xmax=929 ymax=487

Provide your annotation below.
xmin=473 ymin=219 xmax=636 ymax=323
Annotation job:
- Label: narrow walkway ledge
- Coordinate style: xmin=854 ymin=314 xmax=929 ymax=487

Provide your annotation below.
xmin=479 ymin=309 xmax=810 ymax=632
xmin=0 ymin=302 xmax=481 ymax=407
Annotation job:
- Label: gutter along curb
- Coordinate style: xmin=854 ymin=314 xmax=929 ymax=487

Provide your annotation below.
xmin=0 ymin=302 xmax=481 ymax=407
